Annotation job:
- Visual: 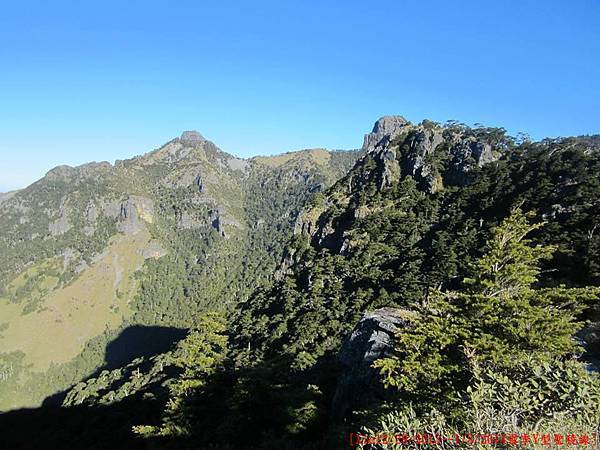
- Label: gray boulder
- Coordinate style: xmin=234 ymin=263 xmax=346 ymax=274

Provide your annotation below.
xmin=332 ymin=307 xmax=410 ymax=421
xmin=577 ymin=303 xmax=600 ymax=373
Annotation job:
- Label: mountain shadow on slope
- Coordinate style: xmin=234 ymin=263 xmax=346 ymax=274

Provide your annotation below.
xmin=41 ymin=325 xmax=187 ymax=407
xmin=0 ymin=397 xmax=160 ymax=450
xmin=102 ymin=325 xmax=187 ymax=370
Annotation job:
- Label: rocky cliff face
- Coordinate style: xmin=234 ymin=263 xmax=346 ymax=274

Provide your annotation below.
xmin=286 ymin=117 xmax=502 ymax=263
xmin=360 ymin=116 xmax=499 ymax=193
xmin=362 ymin=115 xmax=409 ymax=152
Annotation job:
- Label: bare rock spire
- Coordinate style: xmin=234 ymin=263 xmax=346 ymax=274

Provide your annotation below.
xmin=362 ymin=115 xmax=408 ymax=152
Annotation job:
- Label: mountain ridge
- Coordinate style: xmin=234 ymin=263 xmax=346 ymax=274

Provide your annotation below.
xmin=0 ymin=131 xmax=362 ymax=411
xmin=1 ymin=115 xmax=599 ymax=449
xmin=26 ymin=131 xmax=358 ymax=187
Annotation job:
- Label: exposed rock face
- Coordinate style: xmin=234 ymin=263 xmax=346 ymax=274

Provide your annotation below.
xmin=400 ymin=127 xmax=444 ymax=192
xmin=85 ymin=201 xmax=98 ymax=223
xmin=226 ymin=157 xmax=250 ymax=172
xmin=362 ymin=116 xmax=409 ymax=153
xmin=117 ymin=199 xmax=142 ymax=235
xmin=48 ymin=197 xmax=71 ymax=236
xmin=362 ymin=118 xmax=500 ymax=192
xmin=291 ymin=117 xmax=502 ymax=252
xmin=209 ymin=209 xmax=225 ymax=236
xmin=331 ymin=307 xmax=410 ymax=421
xmin=101 ymin=199 xmax=122 ymax=219
xmin=180 ymin=130 xmax=205 ymax=144
xmin=83 ymin=201 xmax=99 ymax=237
xmin=195 ymin=173 xmax=204 ymax=193
xmin=102 ymin=196 xmax=154 ymax=235
xmin=117 ymin=196 xmax=154 ymax=235
xmin=445 ymin=138 xmax=495 ymax=186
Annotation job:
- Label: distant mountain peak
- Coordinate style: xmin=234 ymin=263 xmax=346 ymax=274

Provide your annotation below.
xmin=180 ymin=130 xmax=206 ymax=143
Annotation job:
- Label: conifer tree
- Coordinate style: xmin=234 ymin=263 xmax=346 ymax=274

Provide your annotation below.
xmin=133 ymin=311 xmax=228 ymax=438
xmin=375 ymin=209 xmax=599 ymax=412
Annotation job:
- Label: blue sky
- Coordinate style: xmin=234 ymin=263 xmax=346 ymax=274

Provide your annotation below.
xmin=0 ymin=0 xmax=598 ymax=191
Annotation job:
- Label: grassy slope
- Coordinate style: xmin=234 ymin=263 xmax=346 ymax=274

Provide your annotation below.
xmin=0 ymin=230 xmax=151 ymax=409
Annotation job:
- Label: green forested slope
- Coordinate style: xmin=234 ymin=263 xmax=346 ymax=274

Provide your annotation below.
xmin=0 ymin=132 xmax=360 ymax=411
xmin=166 ymin=120 xmax=600 ymax=448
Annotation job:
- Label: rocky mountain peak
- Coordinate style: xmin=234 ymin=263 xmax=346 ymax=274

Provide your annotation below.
xmin=291 ymin=116 xmax=508 ymax=255
xmin=362 ymin=115 xmax=409 ymax=152
xmin=180 ymin=130 xmax=206 ymax=144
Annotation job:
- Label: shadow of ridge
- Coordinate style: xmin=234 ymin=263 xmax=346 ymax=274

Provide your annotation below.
xmin=42 ymin=325 xmax=187 ymax=407
xmin=0 ymin=397 xmax=161 ymax=450
xmin=102 ymin=325 xmax=187 ymax=370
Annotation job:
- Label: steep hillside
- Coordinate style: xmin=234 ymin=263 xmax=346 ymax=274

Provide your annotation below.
xmin=0 ymin=132 xmax=360 ymax=410
xmin=226 ymin=117 xmax=600 ymax=448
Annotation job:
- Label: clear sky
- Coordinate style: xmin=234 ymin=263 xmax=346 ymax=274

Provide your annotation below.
xmin=0 ymin=0 xmax=598 ymax=192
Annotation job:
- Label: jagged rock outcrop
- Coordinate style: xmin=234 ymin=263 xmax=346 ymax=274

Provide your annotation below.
xmin=362 ymin=116 xmax=409 ymax=152
xmin=291 ymin=117 xmax=503 ymax=251
xmin=100 ymin=196 xmax=154 ymax=235
xmin=331 ymin=307 xmax=411 ymax=421
xmin=176 ymin=207 xmax=234 ymax=236
xmin=195 ymin=173 xmax=205 ymax=193
xmin=361 ymin=117 xmax=501 ymax=192
xmin=85 ymin=201 xmax=98 ymax=223
xmin=444 ymin=137 xmax=495 ymax=187
xmin=83 ymin=202 xmax=98 ymax=236
xmin=399 ymin=127 xmax=444 ymax=192
xmin=209 ymin=209 xmax=225 ymax=236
